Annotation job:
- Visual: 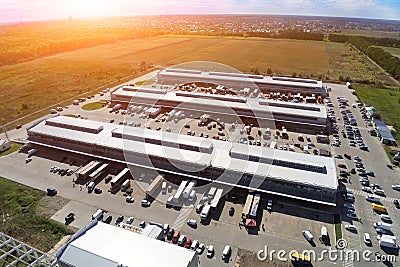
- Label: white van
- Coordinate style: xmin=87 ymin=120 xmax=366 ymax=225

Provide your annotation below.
xmin=364 ymin=233 xmax=371 ymax=245
xmin=366 ymin=194 xmax=381 ymax=203
xmin=222 ymin=245 xmax=232 ymax=260
xmin=121 ymin=180 xmax=130 ymax=191
xmin=91 ymin=209 xmax=103 ymax=221
xmin=88 ymin=182 xmax=95 ymax=192
xmin=302 ymin=230 xmax=314 ymax=242
xmin=162 ymin=182 xmax=167 ymax=194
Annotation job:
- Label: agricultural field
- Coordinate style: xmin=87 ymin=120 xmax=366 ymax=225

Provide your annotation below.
xmin=380 ymin=46 xmax=400 ymax=59
xmin=341 ymin=30 xmax=400 ymax=40
xmin=0 ymin=34 xmax=392 ymax=127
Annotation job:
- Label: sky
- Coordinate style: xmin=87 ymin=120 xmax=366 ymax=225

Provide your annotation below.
xmin=0 ymin=0 xmax=399 ymax=23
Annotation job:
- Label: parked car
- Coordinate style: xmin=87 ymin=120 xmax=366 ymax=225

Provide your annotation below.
xmin=64 ymin=212 xmax=75 ymax=224
xmin=229 ymin=207 xmax=235 ymax=216
xmin=196 ymin=243 xmax=205 ymax=254
xmin=102 ymin=215 xmax=112 ymax=224
xmin=207 ymin=245 xmax=214 ymax=258
xmin=139 ymin=221 xmax=146 ymax=228
xmin=184 ymin=238 xmax=192 ymax=249
xmin=141 ymin=199 xmax=151 ymax=207
xmin=167 ymin=228 xmax=175 ymax=240
xmin=345 ymin=225 xmax=357 ymax=232
xmin=94 ymin=188 xmax=102 ymax=194
xmin=187 ymin=219 xmax=197 ymax=227
xmin=126 ymin=217 xmax=134 ymax=224
xmin=126 ymin=196 xmax=134 ymax=203
xmin=116 ymin=215 xmax=124 ymax=224
xmin=46 ymin=187 xmax=57 ymax=196
xmin=394 ymin=199 xmax=400 ymax=208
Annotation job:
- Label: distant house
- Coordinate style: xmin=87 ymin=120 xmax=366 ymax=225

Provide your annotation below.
xmin=0 ymin=139 xmax=11 ymax=152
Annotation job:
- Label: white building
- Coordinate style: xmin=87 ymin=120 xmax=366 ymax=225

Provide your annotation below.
xmin=111 ymin=86 xmax=327 ymax=133
xmin=56 ymin=221 xmax=198 ymax=267
xmin=28 ymin=116 xmax=337 ymax=205
xmin=157 ymin=68 xmax=327 ymax=97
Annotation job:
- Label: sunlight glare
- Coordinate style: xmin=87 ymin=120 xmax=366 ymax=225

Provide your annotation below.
xmin=65 ymin=0 xmax=112 ymax=18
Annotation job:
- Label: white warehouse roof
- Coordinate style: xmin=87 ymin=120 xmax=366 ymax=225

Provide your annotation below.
xmin=158 ymin=68 xmax=324 ymax=89
xmin=111 ymin=88 xmax=327 ymax=122
xmin=28 ymin=116 xmax=337 ymax=192
xmin=57 ymin=222 xmax=197 ymax=267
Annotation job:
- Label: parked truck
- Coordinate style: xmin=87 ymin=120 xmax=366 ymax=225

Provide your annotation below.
xmin=200 ymin=204 xmax=211 ymax=221
xmin=145 ymin=175 xmax=164 ymax=199
xmin=173 ymin=180 xmax=188 ymax=204
xmin=27 ymin=148 xmax=37 ymax=157
xmin=110 ymin=168 xmax=129 ymax=193
xmin=111 ymin=104 xmax=122 ymax=112
xmin=183 ymin=180 xmax=197 ymax=199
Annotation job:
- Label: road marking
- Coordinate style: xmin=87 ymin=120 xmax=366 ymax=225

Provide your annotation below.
xmin=171 ymin=206 xmax=193 ymax=230
xmin=351 ymin=189 xmax=396 ymax=203
xmin=342 ymin=249 xmax=354 ymax=267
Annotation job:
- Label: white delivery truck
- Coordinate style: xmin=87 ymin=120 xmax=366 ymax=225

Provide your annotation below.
xmin=91 ymin=209 xmax=103 ymax=221
xmin=121 ymin=180 xmax=130 ymax=191
xmin=200 ymin=204 xmax=211 ymax=221
xmin=183 ymin=180 xmax=196 ymax=199
xmin=161 ymin=181 xmax=167 ymax=194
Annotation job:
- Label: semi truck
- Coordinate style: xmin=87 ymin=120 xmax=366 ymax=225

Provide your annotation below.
xmin=110 ymin=168 xmax=129 ymax=193
xmin=208 ymin=187 xmax=217 ymax=201
xmin=242 ymin=194 xmax=254 ymax=219
xmin=88 ymin=163 xmax=108 ymax=183
xmin=173 ymin=180 xmax=188 ymax=204
xmin=200 ymin=204 xmax=211 ymax=221
xmin=111 ymin=104 xmax=122 ymax=112
xmin=145 ymin=175 xmax=164 ymax=199
xmin=210 ymin=188 xmax=223 ymax=209
xmin=249 ymin=194 xmax=261 ymax=219
xmin=183 ymin=180 xmax=197 ymax=199
xmin=75 ymin=161 xmax=102 ymax=181
xmin=27 ymin=148 xmax=37 ymax=157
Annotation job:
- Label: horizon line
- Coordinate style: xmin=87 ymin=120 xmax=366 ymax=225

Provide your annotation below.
xmin=2 ymin=13 xmax=400 ymax=26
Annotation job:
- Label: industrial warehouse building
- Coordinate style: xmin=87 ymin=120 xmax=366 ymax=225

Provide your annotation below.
xmin=56 ymin=220 xmax=198 ymax=267
xmin=110 ymin=85 xmax=328 ymax=133
xmin=27 ymin=116 xmax=338 ymax=205
xmin=157 ymin=68 xmax=327 ymax=97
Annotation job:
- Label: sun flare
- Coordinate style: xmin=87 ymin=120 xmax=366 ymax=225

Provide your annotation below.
xmin=65 ymin=0 xmax=112 ymax=18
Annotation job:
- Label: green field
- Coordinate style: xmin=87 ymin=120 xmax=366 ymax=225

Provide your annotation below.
xmin=355 ymin=84 xmax=400 ymax=142
xmin=341 ymin=30 xmax=400 ymax=40
xmin=0 ymin=142 xmax=22 ymax=157
xmin=0 ymin=35 xmax=393 ymax=128
xmin=380 ymin=46 xmax=400 ymax=59
xmin=0 ymin=178 xmax=72 ymax=252
xmin=82 ymin=100 xmax=108 ymax=111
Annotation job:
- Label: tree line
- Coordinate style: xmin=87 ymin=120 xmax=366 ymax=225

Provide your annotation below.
xmin=0 ymin=20 xmax=163 ymax=66
xmin=328 ymin=34 xmax=400 ymax=80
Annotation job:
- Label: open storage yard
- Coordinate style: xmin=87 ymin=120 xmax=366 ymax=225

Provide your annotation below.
xmin=0 ymin=35 xmax=391 ymax=128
